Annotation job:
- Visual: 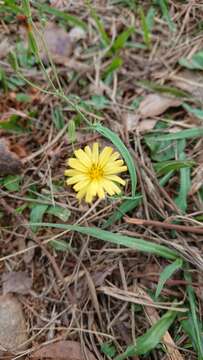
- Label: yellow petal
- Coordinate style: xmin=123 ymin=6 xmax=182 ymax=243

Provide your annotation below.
xmin=97 ymin=182 xmax=105 ymax=199
xmin=104 ymin=165 xmax=127 ymax=175
xmin=98 ymin=146 xmax=113 ymax=168
xmin=92 ymin=143 xmax=99 ymax=164
xmin=106 ymin=175 xmax=125 ymax=185
xmin=84 ymin=145 xmax=92 ymax=158
xmin=68 ymin=158 xmax=88 ymax=172
xmin=74 ymin=149 xmax=91 ymax=167
xmin=66 ymin=174 xmax=88 ymax=185
xmin=109 ymin=152 xmax=120 ymax=162
xmin=64 ymin=169 xmax=83 ymax=177
xmin=74 ymin=180 xmax=90 ymax=191
xmin=76 ymin=187 xmax=88 ymax=200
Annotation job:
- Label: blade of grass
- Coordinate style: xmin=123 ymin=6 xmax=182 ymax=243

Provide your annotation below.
xmin=137 ymin=80 xmax=189 ymax=98
xmin=111 ymin=26 xmax=134 ymax=53
xmin=115 ymin=309 xmax=177 ymax=359
xmin=175 ymin=140 xmax=191 ymax=212
xmin=92 ymin=123 xmax=137 ymax=197
xmin=149 ymin=128 xmax=203 ymax=141
xmin=102 ymin=196 xmax=142 ymax=229
xmin=155 ymin=258 xmax=183 ymax=298
xmin=89 ymin=5 xmax=110 ymax=47
xmin=103 ymin=56 xmax=123 ymax=79
xmin=184 ymin=267 xmax=203 ymax=359
xmin=139 ymin=7 xmax=151 ymax=49
xmin=154 ymin=159 xmax=195 ymax=175
xmin=33 ymin=223 xmax=179 ymax=260
xmin=156 ymin=0 xmax=176 ymax=32
xmin=36 ymin=3 xmax=87 ymax=30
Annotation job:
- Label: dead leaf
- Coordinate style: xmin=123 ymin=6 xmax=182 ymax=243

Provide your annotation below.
xmin=125 ymin=94 xmax=181 ymax=132
xmin=34 ymin=23 xmax=73 ymax=65
xmin=171 ymin=70 xmax=203 ymax=102
xmin=23 ymin=240 xmax=36 ymax=264
xmin=189 ymin=164 xmax=203 ymax=195
xmin=0 ymin=294 xmax=28 ymax=352
xmin=3 ymin=272 xmax=32 ymax=295
xmin=31 ymin=341 xmax=97 ymax=360
xmin=125 ymin=112 xmax=157 ymax=132
xmin=0 ymin=38 xmax=12 ymax=59
xmin=0 ymin=138 xmax=22 ymax=176
xmin=138 ymin=94 xmax=181 ymax=118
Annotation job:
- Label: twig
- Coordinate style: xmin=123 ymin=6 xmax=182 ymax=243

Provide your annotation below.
xmin=124 ymin=216 xmax=203 ymax=235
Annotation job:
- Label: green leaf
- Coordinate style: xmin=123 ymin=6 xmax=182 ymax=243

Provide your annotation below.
xmin=103 ymin=57 xmax=123 ymax=79
xmin=89 ymin=6 xmax=110 ymax=47
xmin=146 ymin=6 xmax=156 ymax=31
xmin=101 ymin=342 xmax=116 ymax=358
xmin=156 ymin=0 xmax=176 ymax=32
xmin=111 ymin=27 xmax=134 ymax=53
xmin=0 ymin=115 xmax=28 ymax=133
xmin=67 ymin=119 xmax=76 ymax=143
xmin=8 ymin=51 xmax=19 ymax=71
xmin=137 ymin=80 xmax=188 ymax=98
xmin=30 ymin=204 xmax=48 ymax=232
xmin=16 ymin=93 xmax=31 ymax=103
xmin=184 ymin=268 xmax=203 ymax=359
xmin=181 ymin=314 xmax=203 ymax=354
xmin=22 ymin=0 xmax=31 ymax=17
xmin=32 ymin=223 xmax=179 ymax=260
xmin=92 ymin=123 xmax=137 ymax=197
xmin=174 ymin=140 xmax=191 ymax=212
xmin=3 ymin=175 xmax=22 ymax=192
xmin=102 ymin=196 xmax=141 ymax=229
xmin=47 ymin=205 xmax=71 ymax=221
xmin=49 ymin=239 xmax=72 ymax=252
xmin=115 ymin=309 xmax=177 ymax=359
xmin=155 ymin=258 xmax=183 ymax=298
xmin=149 ymin=127 xmax=203 ymax=141
xmin=183 ymin=103 xmax=203 ymax=120
xmin=179 ymin=51 xmax=203 ymax=70
xmin=36 ymin=4 xmax=87 ymax=30
xmin=154 ymin=159 xmax=195 ymax=175
xmin=139 ymin=7 xmax=151 ymax=48
xmin=51 ymin=107 xmax=65 ymax=130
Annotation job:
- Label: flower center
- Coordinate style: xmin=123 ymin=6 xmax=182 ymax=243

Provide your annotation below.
xmin=88 ymin=164 xmax=103 ymax=180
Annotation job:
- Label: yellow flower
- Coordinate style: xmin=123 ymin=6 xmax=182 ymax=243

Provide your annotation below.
xmin=65 ymin=142 xmax=127 ymax=203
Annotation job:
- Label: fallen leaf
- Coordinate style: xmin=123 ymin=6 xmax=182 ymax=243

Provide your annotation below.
xmin=35 ymin=22 xmax=73 ymax=64
xmin=171 ymin=70 xmax=203 ymax=102
xmin=3 ymin=271 xmax=32 ymax=295
xmin=125 ymin=94 xmax=181 ymax=132
xmin=0 ymin=138 xmax=22 ymax=176
xmin=68 ymin=27 xmax=86 ymax=42
xmin=0 ymin=294 xmax=28 ymax=352
xmin=23 ymin=240 xmax=36 ymax=264
xmin=189 ymin=164 xmax=203 ymax=195
xmin=125 ymin=112 xmax=158 ymax=132
xmin=138 ymin=94 xmax=181 ymax=118
xmin=0 ymin=37 xmax=12 ymax=59
xmin=31 ymin=341 xmax=97 ymax=360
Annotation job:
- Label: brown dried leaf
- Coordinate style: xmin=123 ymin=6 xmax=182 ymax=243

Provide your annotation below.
xmin=35 ymin=23 xmax=73 ymax=64
xmin=3 ymin=272 xmax=32 ymax=295
xmin=171 ymin=70 xmax=203 ymax=102
xmin=0 ymin=294 xmax=28 ymax=352
xmin=31 ymin=341 xmax=97 ymax=360
xmin=0 ymin=138 xmax=22 ymax=176
xmin=138 ymin=94 xmax=181 ymax=118
xmin=125 ymin=94 xmax=181 ymax=132
xmin=125 ymin=112 xmax=158 ymax=132
xmin=189 ymin=164 xmax=203 ymax=195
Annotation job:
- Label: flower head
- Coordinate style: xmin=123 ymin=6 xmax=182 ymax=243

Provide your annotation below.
xmin=65 ymin=143 xmax=127 ymax=203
